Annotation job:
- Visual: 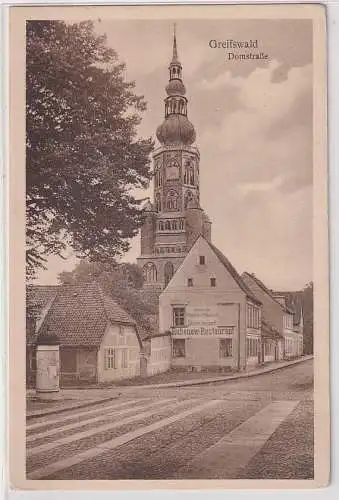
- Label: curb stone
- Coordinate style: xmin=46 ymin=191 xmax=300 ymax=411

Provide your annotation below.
xmin=128 ymin=355 xmax=313 ymax=390
xmin=26 ymin=395 xmax=119 ymax=420
xmin=26 ymin=356 xmax=312 ymax=419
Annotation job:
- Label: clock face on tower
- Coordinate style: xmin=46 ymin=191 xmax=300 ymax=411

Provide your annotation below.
xmin=166 ymin=159 xmax=180 ymax=180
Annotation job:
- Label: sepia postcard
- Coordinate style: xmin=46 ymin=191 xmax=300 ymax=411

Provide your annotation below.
xmin=8 ymin=2 xmax=329 ymax=492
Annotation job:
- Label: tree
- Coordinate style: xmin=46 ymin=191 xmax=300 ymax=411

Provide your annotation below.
xmin=58 ymin=260 xmax=157 ymax=334
xmin=26 ymin=21 xmax=154 ymax=278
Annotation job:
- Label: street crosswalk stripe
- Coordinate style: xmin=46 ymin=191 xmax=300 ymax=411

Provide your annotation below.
xmin=27 ymin=399 xmax=223 ymax=479
xmin=27 ymin=398 xmax=175 ymax=443
xmin=174 ymin=400 xmax=299 ymax=479
xmin=27 ymin=398 xmax=149 ymax=431
xmin=27 ymin=398 xmax=194 ymax=457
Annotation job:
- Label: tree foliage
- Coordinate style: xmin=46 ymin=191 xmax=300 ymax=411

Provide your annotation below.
xmin=26 ymin=21 xmax=153 ymax=278
xmin=58 ymin=260 xmax=157 ymax=335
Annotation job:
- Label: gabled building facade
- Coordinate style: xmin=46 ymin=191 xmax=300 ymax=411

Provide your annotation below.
xmin=242 ymin=273 xmax=303 ymax=359
xmin=137 ymin=29 xmax=211 ymax=291
xmin=159 ymin=236 xmax=262 ymax=371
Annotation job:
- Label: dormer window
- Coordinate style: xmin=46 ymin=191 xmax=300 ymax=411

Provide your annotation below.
xmin=210 ymin=278 xmax=216 ymax=287
xmin=199 ymin=255 xmax=205 ymax=265
xmin=187 ymin=278 xmax=193 ymax=287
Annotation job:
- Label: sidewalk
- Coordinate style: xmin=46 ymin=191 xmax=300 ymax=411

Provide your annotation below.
xmin=26 ymin=355 xmax=313 ymax=419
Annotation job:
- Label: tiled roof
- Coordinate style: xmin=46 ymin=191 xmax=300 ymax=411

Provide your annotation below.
xmin=273 ymin=291 xmax=303 ymax=325
xmin=262 ymin=318 xmax=284 ymax=340
xmin=242 ymin=272 xmax=294 ymax=314
xmin=26 ymin=285 xmax=59 ymax=311
xmin=27 ymin=282 xmax=140 ymax=347
xmin=207 ymin=242 xmax=262 ymax=305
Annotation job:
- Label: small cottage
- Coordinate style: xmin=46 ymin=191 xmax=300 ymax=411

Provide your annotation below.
xmin=26 ymin=282 xmax=143 ymax=386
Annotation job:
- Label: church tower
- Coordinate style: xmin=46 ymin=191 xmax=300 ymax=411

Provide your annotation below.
xmin=137 ymin=27 xmax=212 ymax=290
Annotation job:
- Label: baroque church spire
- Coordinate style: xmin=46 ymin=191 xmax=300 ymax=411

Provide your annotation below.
xmin=171 ymin=23 xmax=179 ymax=63
xmin=156 ymin=25 xmax=196 ymax=146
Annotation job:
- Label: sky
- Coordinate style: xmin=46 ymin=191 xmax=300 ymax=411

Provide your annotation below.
xmin=36 ymin=18 xmax=313 ymax=291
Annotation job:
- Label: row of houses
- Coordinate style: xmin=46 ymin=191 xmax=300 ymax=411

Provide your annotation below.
xmin=27 ymin=236 xmax=304 ymax=387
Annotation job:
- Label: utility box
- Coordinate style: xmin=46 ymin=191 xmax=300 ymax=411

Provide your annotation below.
xmin=36 ymin=334 xmax=60 ymax=393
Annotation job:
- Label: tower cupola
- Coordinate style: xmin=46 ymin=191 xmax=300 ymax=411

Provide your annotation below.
xmin=156 ymin=25 xmax=196 ymax=146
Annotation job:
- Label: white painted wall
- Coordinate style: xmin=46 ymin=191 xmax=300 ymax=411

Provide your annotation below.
xmin=159 ymin=237 xmax=249 ymax=370
xmin=98 ymin=323 xmax=141 ymax=382
xmin=147 ymin=335 xmax=171 ymax=376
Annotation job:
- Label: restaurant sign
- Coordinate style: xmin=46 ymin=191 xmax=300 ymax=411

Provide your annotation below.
xmin=171 ymin=326 xmax=234 ymax=337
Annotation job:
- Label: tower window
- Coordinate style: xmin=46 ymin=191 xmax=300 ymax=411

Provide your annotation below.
xmin=187 ymin=278 xmax=193 ymax=287
xmin=155 ymin=193 xmax=161 ymax=212
xmin=199 ymin=256 xmax=205 ymax=265
xmin=167 ymin=190 xmax=178 ymax=211
xmin=164 ymin=262 xmax=174 ymax=286
xmin=210 ymin=277 xmax=216 ymax=287
xmin=143 ymin=263 xmax=157 ymax=282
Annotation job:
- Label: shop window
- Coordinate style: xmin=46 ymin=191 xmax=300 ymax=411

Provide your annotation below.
xmin=187 ymin=278 xmax=193 ymax=287
xmin=219 ymin=338 xmax=232 ymax=358
xmin=121 ymin=348 xmax=128 ymax=369
xmin=199 ymin=255 xmax=205 ymax=265
xmin=246 ymin=338 xmax=258 ymax=358
xmin=172 ymin=307 xmax=185 ymax=327
xmin=173 ymin=339 xmax=186 ymax=358
xmin=210 ymin=277 xmax=216 ymax=287
xmin=104 ymin=347 xmax=116 ymax=369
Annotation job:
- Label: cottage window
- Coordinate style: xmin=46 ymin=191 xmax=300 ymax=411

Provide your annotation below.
xmin=121 ymin=348 xmax=128 ymax=369
xmin=172 ymin=307 xmax=185 ymax=327
xmin=187 ymin=278 xmax=193 ymax=287
xmin=219 ymin=338 xmax=232 ymax=358
xmin=104 ymin=347 xmax=116 ymax=369
xmin=173 ymin=339 xmax=186 ymax=358
xmin=199 ymin=255 xmax=205 ymax=265
xmin=210 ymin=277 xmax=216 ymax=287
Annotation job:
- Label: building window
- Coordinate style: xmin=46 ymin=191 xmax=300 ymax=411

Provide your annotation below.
xmin=104 ymin=347 xmax=116 ymax=369
xmin=187 ymin=278 xmax=193 ymax=287
xmin=246 ymin=338 xmax=259 ymax=358
xmin=210 ymin=277 xmax=216 ymax=287
xmin=219 ymin=338 xmax=232 ymax=358
xmin=172 ymin=307 xmax=185 ymax=327
xmin=121 ymin=348 xmax=128 ymax=369
xmin=173 ymin=339 xmax=186 ymax=358
xmin=199 ymin=255 xmax=205 ymax=265
xmin=247 ymin=304 xmax=260 ymax=329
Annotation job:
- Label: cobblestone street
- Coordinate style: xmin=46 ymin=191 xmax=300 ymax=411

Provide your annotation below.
xmin=26 ymin=359 xmax=314 ymax=480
